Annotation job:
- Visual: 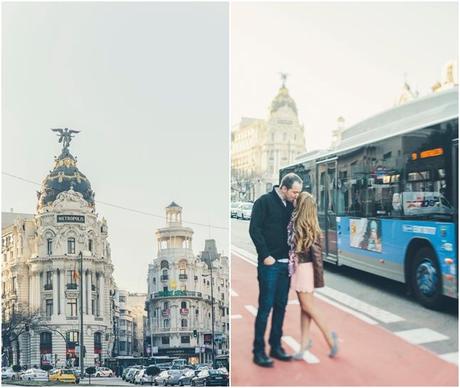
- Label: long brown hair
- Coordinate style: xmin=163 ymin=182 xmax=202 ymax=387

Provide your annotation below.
xmin=292 ymin=192 xmax=322 ymax=253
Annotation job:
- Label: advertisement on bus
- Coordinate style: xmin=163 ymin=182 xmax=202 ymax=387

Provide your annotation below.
xmin=350 ymin=218 xmax=383 ymax=253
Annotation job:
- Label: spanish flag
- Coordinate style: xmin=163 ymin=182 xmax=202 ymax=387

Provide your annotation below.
xmin=72 ymin=259 xmax=80 ymax=282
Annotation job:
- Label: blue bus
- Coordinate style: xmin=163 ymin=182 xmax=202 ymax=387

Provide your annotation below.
xmin=281 ymin=87 xmax=458 ymax=309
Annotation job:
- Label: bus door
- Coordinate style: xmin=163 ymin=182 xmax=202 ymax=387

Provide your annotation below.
xmin=452 ymin=138 xmax=458 ymax=214
xmin=316 ymin=158 xmax=338 ymax=263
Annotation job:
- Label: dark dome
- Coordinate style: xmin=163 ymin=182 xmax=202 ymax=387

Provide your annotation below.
xmin=270 ymin=86 xmax=298 ymax=115
xmin=37 ymin=149 xmax=95 ymax=209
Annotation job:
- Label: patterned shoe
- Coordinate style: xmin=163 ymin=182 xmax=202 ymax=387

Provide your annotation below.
xmin=328 ymin=332 xmax=339 ymax=358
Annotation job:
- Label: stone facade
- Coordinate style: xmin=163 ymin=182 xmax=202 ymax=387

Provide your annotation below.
xmin=232 ymin=79 xmax=306 ymax=201
xmin=2 ymin=135 xmax=116 ymax=369
xmin=146 ymin=203 xmax=229 ymax=364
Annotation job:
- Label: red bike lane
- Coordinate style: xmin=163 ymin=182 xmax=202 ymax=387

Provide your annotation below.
xmin=230 ymin=253 xmax=458 ymax=386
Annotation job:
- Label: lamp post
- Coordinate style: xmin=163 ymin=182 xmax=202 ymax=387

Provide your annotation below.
xmin=202 ymin=252 xmax=215 ymax=368
xmin=79 ymin=251 xmax=84 ymax=378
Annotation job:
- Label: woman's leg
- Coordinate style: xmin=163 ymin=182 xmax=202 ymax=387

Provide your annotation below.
xmin=297 ymin=291 xmax=312 ymax=350
xmin=298 ymin=291 xmax=334 ymax=348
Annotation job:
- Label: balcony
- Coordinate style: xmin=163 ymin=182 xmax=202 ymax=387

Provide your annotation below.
xmin=153 ymin=290 xmax=202 ymax=299
xmin=66 ymin=283 xmax=78 ymax=290
xmin=44 ymin=284 xmax=53 ymax=291
xmin=91 ymin=284 xmax=96 ymax=291
xmin=179 ymin=274 xmax=188 ymax=281
xmin=180 ymin=308 xmax=189 ymax=315
xmin=160 ymin=275 xmax=169 ymax=282
xmin=161 ymin=309 xmax=170 ymax=317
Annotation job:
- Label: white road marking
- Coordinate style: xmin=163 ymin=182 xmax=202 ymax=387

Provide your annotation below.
xmin=245 ymin=305 xmax=258 ymax=317
xmin=231 ymin=314 xmax=243 ymax=320
xmin=282 ymin=336 xmax=320 ymax=364
xmin=439 ymin=352 xmax=458 ymax=365
xmin=317 ymin=287 xmax=405 ymax=324
xmin=315 ymin=293 xmax=379 ymax=325
xmin=231 ymin=289 xmax=239 ymax=297
xmin=394 ymin=328 xmax=449 ymax=345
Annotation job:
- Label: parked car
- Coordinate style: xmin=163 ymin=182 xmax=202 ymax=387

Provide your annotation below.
xmin=230 ymin=202 xmax=241 ymax=218
xmin=165 ymin=369 xmax=183 ymax=386
xmin=95 ymin=367 xmax=114 ymax=377
xmin=20 ymin=368 xmax=49 ymax=382
xmin=125 ymin=366 xmax=141 ymax=382
xmin=154 ymin=370 xmax=170 ymax=386
xmin=192 ymin=369 xmax=228 ymax=386
xmin=49 ymin=368 xmax=77 ymax=383
xmin=236 ymin=202 xmax=253 ymax=220
xmin=178 ymin=369 xmax=196 ymax=386
xmin=2 ymin=367 xmax=16 ymax=380
xmin=129 ymin=369 xmax=143 ymax=384
xmin=133 ymin=368 xmax=146 ymax=385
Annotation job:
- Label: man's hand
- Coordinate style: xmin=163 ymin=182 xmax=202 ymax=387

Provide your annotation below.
xmin=263 ymin=256 xmax=276 ymax=266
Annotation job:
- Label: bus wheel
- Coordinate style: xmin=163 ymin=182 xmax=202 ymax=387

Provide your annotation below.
xmin=411 ymin=247 xmax=443 ymax=309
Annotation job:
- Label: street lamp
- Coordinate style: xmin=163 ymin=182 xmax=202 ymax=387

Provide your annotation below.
xmin=78 ymin=250 xmax=90 ymax=377
xmin=202 ymin=253 xmax=215 ymax=368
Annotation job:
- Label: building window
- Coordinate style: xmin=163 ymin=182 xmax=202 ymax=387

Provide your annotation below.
xmin=91 ymin=299 xmax=95 ymax=315
xmin=67 ymin=238 xmax=76 ymax=254
xmin=46 ymin=271 xmax=53 ymax=288
xmin=163 ymin=302 xmax=169 ymax=309
xmin=163 ymin=319 xmax=170 ymax=328
xmin=45 ymin=299 xmax=53 ymax=317
xmin=181 ymin=336 xmax=190 ymax=344
xmin=12 ymin=277 xmax=17 ymax=293
xmin=181 ymin=319 xmax=188 ymax=328
xmin=161 ymin=337 xmax=169 ymax=345
xmin=66 ymin=299 xmax=77 ymax=317
xmin=181 ymin=301 xmax=187 ymax=309
xmin=47 ymin=239 xmax=53 ymax=255
xmin=160 ymin=260 xmax=169 ymax=269
xmin=88 ymin=239 xmax=93 ymax=253
xmin=66 ymin=270 xmax=77 ymax=286
xmin=94 ymin=332 xmax=102 ymax=354
xmin=119 ymin=341 xmax=126 ymax=351
xmin=40 ymin=332 xmax=52 ymax=356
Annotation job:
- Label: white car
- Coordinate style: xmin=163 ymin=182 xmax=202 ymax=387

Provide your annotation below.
xmin=237 ymin=202 xmax=253 ymax=220
xmin=230 ymin=202 xmax=241 ymax=218
xmin=1 ymin=367 xmax=16 ymax=380
xmin=95 ymin=367 xmax=114 ymax=377
xmin=20 ymin=368 xmax=49 ymax=381
xmin=154 ymin=370 xmax=170 ymax=385
xmin=134 ymin=368 xmax=146 ymax=385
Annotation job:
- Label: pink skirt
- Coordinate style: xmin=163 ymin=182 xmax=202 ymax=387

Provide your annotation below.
xmin=291 ymin=262 xmax=315 ymax=293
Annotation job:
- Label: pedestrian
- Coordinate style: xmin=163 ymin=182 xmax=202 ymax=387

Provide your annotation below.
xmin=249 ymin=173 xmax=303 ymax=367
xmin=287 ymin=191 xmax=339 ymax=359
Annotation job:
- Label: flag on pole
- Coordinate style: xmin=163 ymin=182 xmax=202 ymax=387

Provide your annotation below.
xmin=72 ymin=259 xmax=80 ymax=282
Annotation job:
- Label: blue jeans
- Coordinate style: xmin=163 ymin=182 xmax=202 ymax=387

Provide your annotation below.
xmin=253 ymin=261 xmax=290 ymax=354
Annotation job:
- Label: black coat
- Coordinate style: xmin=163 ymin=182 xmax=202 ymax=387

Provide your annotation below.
xmin=249 ymin=186 xmax=294 ymax=263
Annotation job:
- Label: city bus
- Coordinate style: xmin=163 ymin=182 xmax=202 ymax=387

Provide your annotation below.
xmin=280 ymin=87 xmax=458 ymax=309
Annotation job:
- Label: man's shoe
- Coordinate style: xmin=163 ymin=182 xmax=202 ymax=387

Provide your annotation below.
xmin=253 ymin=352 xmax=274 ymax=367
xmin=269 ymin=347 xmax=292 ymax=361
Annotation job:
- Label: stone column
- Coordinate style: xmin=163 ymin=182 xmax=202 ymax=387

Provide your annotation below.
xmin=52 ymin=270 xmax=59 ymax=318
xmin=99 ymin=274 xmax=105 ymax=319
xmin=60 ymin=270 xmax=66 ymax=316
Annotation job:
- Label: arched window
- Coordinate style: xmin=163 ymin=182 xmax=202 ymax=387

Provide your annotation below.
xmin=160 ymin=260 xmax=169 ymax=269
xmin=67 ymin=238 xmax=75 ymax=254
xmin=94 ymin=332 xmax=102 ymax=354
xmin=47 ymin=239 xmax=53 ymax=255
xmin=181 ymin=301 xmax=187 ymax=309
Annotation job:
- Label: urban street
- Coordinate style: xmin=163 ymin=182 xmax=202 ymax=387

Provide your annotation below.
xmin=230 ymin=218 xmax=458 ymax=386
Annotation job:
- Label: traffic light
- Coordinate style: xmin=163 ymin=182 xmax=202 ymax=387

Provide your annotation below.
xmin=193 ymin=330 xmax=198 ymax=338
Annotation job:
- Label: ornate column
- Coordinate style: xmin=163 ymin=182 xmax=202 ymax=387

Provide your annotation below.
xmin=60 ymin=269 xmax=66 ymax=316
xmin=52 ymin=270 xmax=59 ymax=318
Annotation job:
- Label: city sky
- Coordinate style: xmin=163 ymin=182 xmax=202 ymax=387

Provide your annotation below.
xmin=2 ymin=2 xmax=229 ymax=293
xmin=231 ymin=1 xmax=458 ymax=150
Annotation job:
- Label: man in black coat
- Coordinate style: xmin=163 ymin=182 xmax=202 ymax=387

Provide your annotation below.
xmin=249 ymin=173 xmax=303 ymax=367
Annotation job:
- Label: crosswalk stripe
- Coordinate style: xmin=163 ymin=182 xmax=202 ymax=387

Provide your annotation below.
xmin=244 ymin=305 xmax=258 ymax=317
xmin=439 ymin=352 xmax=458 ymax=365
xmin=394 ymin=328 xmax=449 ymax=345
xmin=231 ymin=289 xmax=239 ymax=297
xmin=282 ymin=336 xmax=320 ymax=364
xmin=315 ymin=293 xmax=379 ymax=325
xmin=231 ymin=314 xmax=243 ymax=319
xmin=317 ymin=287 xmax=404 ymax=323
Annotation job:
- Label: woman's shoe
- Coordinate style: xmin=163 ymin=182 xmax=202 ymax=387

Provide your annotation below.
xmin=328 ymin=331 xmax=338 ymax=358
xmin=292 ymin=339 xmax=313 ymax=360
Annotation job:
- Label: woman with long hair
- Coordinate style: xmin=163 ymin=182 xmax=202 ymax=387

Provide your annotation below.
xmin=287 ymin=192 xmax=339 ymax=359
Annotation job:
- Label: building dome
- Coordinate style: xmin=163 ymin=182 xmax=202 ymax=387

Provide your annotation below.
xmin=270 ymin=85 xmax=298 ymax=115
xmin=37 ymin=142 xmax=95 ymax=210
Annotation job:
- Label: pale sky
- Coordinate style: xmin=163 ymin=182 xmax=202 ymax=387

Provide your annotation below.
xmin=2 ymin=2 xmax=229 ymax=292
xmin=231 ymin=1 xmax=458 ymax=150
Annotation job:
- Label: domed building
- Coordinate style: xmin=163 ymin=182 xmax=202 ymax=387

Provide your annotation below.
xmin=231 ymin=75 xmax=306 ymax=200
xmin=2 ymin=129 xmax=116 ymax=369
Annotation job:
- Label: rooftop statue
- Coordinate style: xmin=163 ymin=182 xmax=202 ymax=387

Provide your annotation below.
xmin=51 ymin=128 xmax=80 ymax=152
